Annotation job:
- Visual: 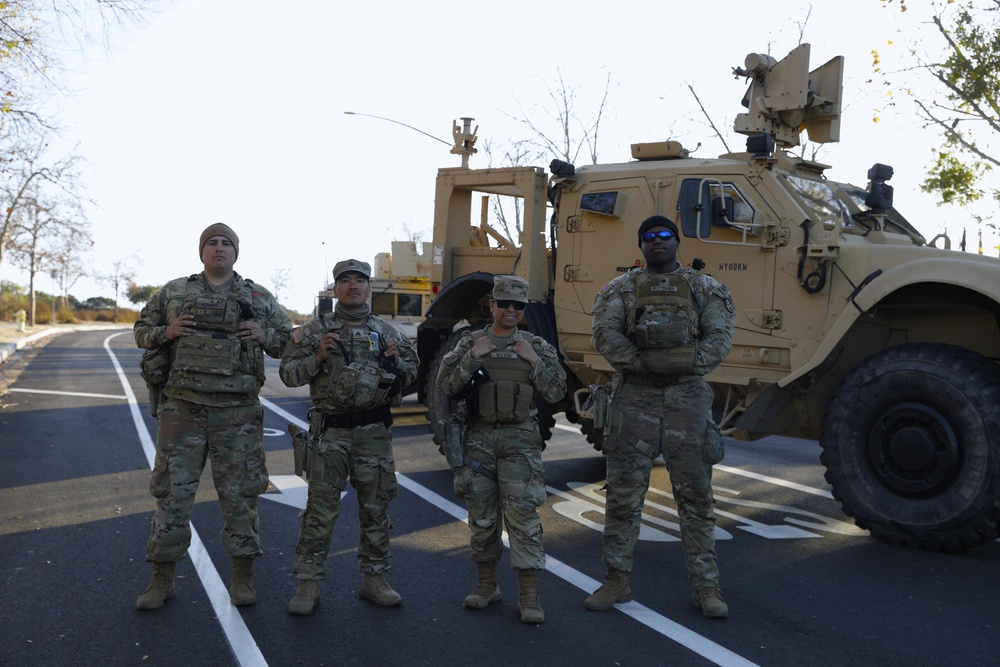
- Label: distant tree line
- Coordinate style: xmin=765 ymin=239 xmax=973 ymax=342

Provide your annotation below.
xmin=1 ymin=279 xmax=138 ymax=324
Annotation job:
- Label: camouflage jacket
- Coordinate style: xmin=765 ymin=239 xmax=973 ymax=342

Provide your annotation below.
xmin=436 ymin=326 xmax=567 ymax=408
xmin=134 ymin=271 xmax=292 ymax=407
xmin=279 ymin=312 xmax=418 ymax=413
xmin=592 ymin=265 xmax=734 ymax=380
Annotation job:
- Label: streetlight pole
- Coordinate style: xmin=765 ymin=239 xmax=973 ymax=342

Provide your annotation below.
xmin=343 ymin=111 xmax=451 ymax=146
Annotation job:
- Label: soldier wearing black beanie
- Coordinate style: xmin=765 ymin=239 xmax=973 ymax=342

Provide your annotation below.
xmin=637 ymin=215 xmax=680 ymax=247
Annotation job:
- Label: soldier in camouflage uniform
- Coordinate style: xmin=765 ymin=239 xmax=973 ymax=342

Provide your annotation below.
xmin=281 ymin=258 xmax=418 ymax=616
xmin=134 ymin=222 xmax=293 ymax=610
xmin=585 ymin=215 xmax=735 ymax=619
xmin=436 ymin=275 xmax=567 ymax=624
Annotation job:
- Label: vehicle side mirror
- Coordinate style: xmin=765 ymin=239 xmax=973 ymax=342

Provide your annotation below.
xmin=711 ymin=196 xmax=735 ymax=227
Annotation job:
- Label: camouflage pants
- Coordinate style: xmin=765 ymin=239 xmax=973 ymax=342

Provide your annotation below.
xmin=293 ymin=423 xmax=398 ymax=580
xmin=601 ymin=378 xmax=720 ymax=591
xmin=146 ymin=398 xmax=267 ymax=562
xmin=456 ymin=423 xmax=546 ymax=571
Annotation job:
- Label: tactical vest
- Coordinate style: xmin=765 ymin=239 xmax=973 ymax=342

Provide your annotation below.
xmin=471 ymin=330 xmax=535 ymax=423
xmin=628 ymin=271 xmax=697 ymax=368
xmin=323 ymin=319 xmax=402 ymax=411
xmin=168 ymin=276 xmax=264 ymax=394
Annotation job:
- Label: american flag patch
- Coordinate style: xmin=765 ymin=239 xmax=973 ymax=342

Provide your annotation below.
xmin=291 ymin=327 xmax=306 ymax=345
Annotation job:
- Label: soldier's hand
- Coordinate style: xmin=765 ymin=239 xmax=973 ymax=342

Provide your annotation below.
xmin=512 ymin=340 xmax=539 ymax=368
xmin=383 ymin=337 xmax=399 ymax=361
xmin=237 ymin=320 xmax=265 ymax=343
xmin=166 ymin=314 xmax=196 ymax=340
xmin=316 ymin=332 xmax=341 ymax=363
xmin=470 ymin=337 xmax=496 ymax=361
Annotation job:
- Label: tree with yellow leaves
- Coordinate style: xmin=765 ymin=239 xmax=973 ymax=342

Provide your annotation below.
xmin=876 ymin=0 xmax=1000 ymax=206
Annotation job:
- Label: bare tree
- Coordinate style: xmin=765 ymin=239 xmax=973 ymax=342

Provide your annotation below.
xmin=379 ymin=221 xmax=430 ymax=245
xmin=0 ymin=1 xmax=153 ymax=143
xmin=487 ymin=70 xmax=617 ymax=243
xmin=505 ymin=68 xmax=615 ymax=167
xmin=0 ymin=2 xmax=152 ymax=317
xmin=48 ymin=231 xmax=94 ymax=309
xmin=399 ymin=222 xmax=427 ymax=244
xmin=0 ymin=142 xmax=90 ymax=275
xmin=269 ymin=266 xmax=292 ymax=306
xmin=97 ymin=255 xmax=138 ymax=323
xmin=7 ymin=189 xmax=91 ymax=325
xmin=481 ymin=138 xmax=536 ymax=244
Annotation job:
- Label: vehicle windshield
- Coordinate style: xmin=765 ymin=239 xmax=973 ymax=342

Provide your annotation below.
xmin=780 ymin=174 xmax=851 ymax=227
xmin=780 ymin=174 xmax=925 ymax=243
xmin=837 ymin=186 xmax=924 ymax=241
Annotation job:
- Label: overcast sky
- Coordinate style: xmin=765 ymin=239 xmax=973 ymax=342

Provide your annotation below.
xmin=8 ymin=0 xmax=989 ymax=315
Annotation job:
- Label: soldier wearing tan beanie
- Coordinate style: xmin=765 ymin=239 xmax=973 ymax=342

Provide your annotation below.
xmin=199 ymin=222 xmax=240 ymax=259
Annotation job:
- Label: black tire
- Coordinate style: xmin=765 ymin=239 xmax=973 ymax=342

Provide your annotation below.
xmin=580 ymin=418 xmax=605 ymax=452
xmin=424 ymin=328 xmax=470 ymax=447
xmin=820 ymin=343 xmax=1000 ymax=551
xmin=565 ymin=407 xmax=604 ymax=452
xmin=535 ymin=398 xmax=555 ymax=443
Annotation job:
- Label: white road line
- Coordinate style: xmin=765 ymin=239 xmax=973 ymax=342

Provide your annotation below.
xmin=264 ymin=399 xmax=757 ymax=665
xmin=104 ymin=332 xmax=268 ymax=667
xmin=9 ymin=387 xmax=127 ymax=400
xmin=713 ymin=465 xmax=833 ymax=499
xmin=394 ymin=474 xmax=758 ymax=667
xmin=109 ymin=340 xmax=756 ymax=667
xmin=554 ymin=422 xmax=833 ymax=499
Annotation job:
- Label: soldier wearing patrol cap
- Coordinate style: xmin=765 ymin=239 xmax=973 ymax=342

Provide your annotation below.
xmin=134 ymin=222 xmax=293 ymax=611
xmin=586 ymin=214 xmax=735 ymax=618
xmin=436 ymin=274 xmax=567 ymax=624
xmin=280 ymin=258 xmax=418 ymax=615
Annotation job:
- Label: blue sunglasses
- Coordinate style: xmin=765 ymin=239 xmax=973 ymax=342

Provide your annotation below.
xmin=640 ymin=229 xmax=674 ymax=243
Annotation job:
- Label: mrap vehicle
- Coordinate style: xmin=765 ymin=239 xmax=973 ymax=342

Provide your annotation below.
xmin=416 ymin=44 xmax=1000 ymax=551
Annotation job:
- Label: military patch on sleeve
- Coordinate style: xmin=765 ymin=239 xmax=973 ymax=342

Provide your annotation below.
xmin=597 ymin=283 xmax=614 ymax=298
xmin=712 ymin=284 xmax=735 ymax=316
xmin=291 ymin=327 xmax=306 ymax=345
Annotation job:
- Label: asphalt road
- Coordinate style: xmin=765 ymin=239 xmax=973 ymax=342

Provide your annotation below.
xmin=0 ymin=329 xmax=997 ymax=667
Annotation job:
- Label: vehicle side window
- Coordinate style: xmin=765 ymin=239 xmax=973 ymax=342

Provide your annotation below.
xmin=711 ymin=183 xmax=756 ymax=231
xmin=372 ymin=293 xmax=394 ymax=315
xmin=679 ymin=179 xmax=711 ymax=238
xmin=678 ymin=179 xmax=756 ymax=238
xmin=397 ymin=294 xmax=422 ymax=316
xmin=372 ymin=292 xmax=423 ymax=317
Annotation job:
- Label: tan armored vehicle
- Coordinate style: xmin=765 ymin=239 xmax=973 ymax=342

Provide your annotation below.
xmin=417 ymin=44 xmax=1000 ymax=551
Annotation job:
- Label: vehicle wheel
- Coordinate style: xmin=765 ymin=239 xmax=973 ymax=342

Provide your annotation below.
xmin=424 ymin=328 xmax=471 ymax=447
xmin=565 ymin=407 xmax=604 ymax=452
xmin=535 ymin=398 xmax=555 ymax=444
xmin=579 ymin=418 xmax=605 ymax=452
xmin=820 ymin=343 xmax=1000 ymax=551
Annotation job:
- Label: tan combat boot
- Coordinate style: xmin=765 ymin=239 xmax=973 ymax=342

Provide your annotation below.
xmin=230 ymin=556 xmax=256 ymax=606
xmin=584 ymin=569 xmax=631 ymax=611
xmin=692 ymin=587 xmax=729 ymax=619
xmin=359 ymin=573 xmax=402 ymax=607
xmin=517 ymin=569 xmax=544 ymax=624
xmin=287 ymin=580 xmax=321 ymax=616
xmin=464 ymin=562 xmax=501 ymax=609
xmin=136 ymin=561 xmax=176 ymax=610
